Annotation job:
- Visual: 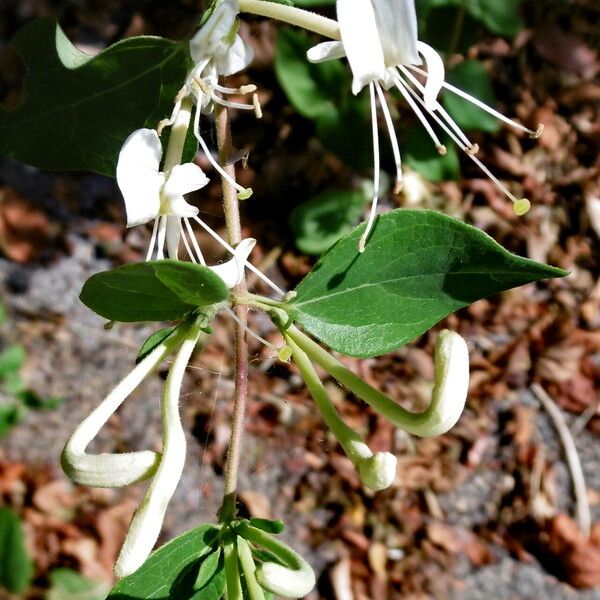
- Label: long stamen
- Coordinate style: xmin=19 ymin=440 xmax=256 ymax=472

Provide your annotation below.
xmin=359 ymin=83 xmax=382 ymax=254
xmin=399 ymin=66 xmax=474 ymax=150
xmin=408 ymin=65 xmax=543 ymax=138
xmin=390 ymin=70 xmax=447 ymax=154
xmin=179 ymin=221 xmax=198 ymax=264
xmin=146 ymin=218 xmax=160 ymax=261
xmin=183 ymin=217 xmax=206 ymax=265
xmin=193 ymin=104 xmax=253 ymax=200
xmin=375 ymin=82 xmax=404 ymax=193
xmin=397 ymin=71 xmax=528 ymax=210
xmin=191 ymin=215 xmax=285 ymax=296
xmin=209 ymin=92 xmax=256 ymax=112
xmin=213 ymin=82 xmax=257 ymax=95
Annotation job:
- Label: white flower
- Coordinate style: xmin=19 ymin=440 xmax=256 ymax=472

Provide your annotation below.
xmin=308 ymin=0 xmax=542 ymax=250
xmin=163 ymin=0 xmax=260 ymax=201
xmin=116 ymin=128 xmax=208 ymax=261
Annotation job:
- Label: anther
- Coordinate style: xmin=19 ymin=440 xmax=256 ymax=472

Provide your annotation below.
xmin=437 ymin=144 xmax=447 ymax=156
xmin=531 ymin=124 xmax=544 ymax=139
xmin=253 ymin=93 xmax=263 ymax=119
xmin=466 ymin=143 xmax=479 ymax=155
xmin=513 ymin=198 xmax=531 ymax=216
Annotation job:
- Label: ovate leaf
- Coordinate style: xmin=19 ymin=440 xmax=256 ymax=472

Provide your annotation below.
xmin=0 ymin=508 xmax=34 ymax=594
xmin=289 ymin=209 xmax=567 ymax=357
xmin=0 ymin=18 xmax=190 ymax=176
xmin=136 ymin=326 xmax=177 ymax=363
xmin=80 ymin=261 xmax=229 ymax=322
xmin=107 ymin=524 xmax=222 ymax=600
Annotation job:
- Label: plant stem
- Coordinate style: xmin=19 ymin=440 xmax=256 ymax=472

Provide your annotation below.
xmin=239 ymin=0 xmax=340 ymax=39
xmin=215 ymin=102 xmax=249 ymax=521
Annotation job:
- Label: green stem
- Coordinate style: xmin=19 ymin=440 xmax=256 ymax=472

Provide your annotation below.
xmin=239 ymin=0 xmax=340 ymax=39
xmin=285 ymin=334 xmax=371 ymax=463
xmin=285 ymin=326 xmax=445 ymax=437
xmin=237 ymin=536 xmax=266 ymax=600
xmin=224 ymin=538 xmax=243 ymax=600
xmin=163 ymin=96 xmax=193 ymax=174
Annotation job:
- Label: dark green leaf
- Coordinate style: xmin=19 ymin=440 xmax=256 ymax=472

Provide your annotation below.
xmin=0 ymin=345 xmax=26 ymax=377
xmin=289 ymin=209 xmax=567 ymax=357
xmin=0 ymin=18 xmax=191 ymax=176
xmin=290 ymin=189 xmax=366 ymax=255
xmin=17 ymin=390 xmax=63 ymax=410
xmin=137 ymin=327 xmax=177 ymax=363
xmin=471 ymin=0 xmax=524 ymax=36
xmin=108 ymin=524 xmax=221 ymax=600
xmin=193 ymin=548 xmax=222 ymax=591
xmin=47 ymin=568 xmax=110 ymax=600
xmin=0 ymin=507 xmax=34 ymax=594
xmin=247 ymin=518 xmax=285 ymax=535
xmin=80 ymin=261 xmax=229 ymax=323
xmin=443 ymin=61 xmax=501 ymax=133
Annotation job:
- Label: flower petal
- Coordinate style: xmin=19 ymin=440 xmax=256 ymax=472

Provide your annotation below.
xmin=214 ymin=35 xmax=255 ymax=76
xmin=307 ymin=41 xmax=347 ymax=63
xmin=163 ymin=163 xmax=209 ymax=199
xmin=371 ymin=0 xmax=420 ymax=67
xmin=165 ymin=216 xmax=183 ymax=260
xmin=190 ymin=0 xmax=240 ymax=63
xmin=337 ymin=0 xmax=386 ymax=94
xmin=116 ymin=129 xmax=164 ymax=227
xmin=417 ymin=41 xmax=445 ymax=111
xmin=209 ymin=237 xmax=256 ymax=288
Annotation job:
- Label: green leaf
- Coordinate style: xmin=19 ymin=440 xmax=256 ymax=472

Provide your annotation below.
xmin=403 ymin=128 xmax=460 ymax=182
xmin=0 ymin=507 xmax=34 ymax=594
xmin=469 ymin=0 xmax=524 ymax=37
xmin=108 ymin=524 xmax=222 ymax=600
xmin=0 ymin=345 xmax=26 ymax=377
xmin=80 ymin=261 xmax=229 ymax=323
xmin=193 ymin=548 xmax=222 ymax=591
xmin=0 ymin=18 xmax=191 ymax=176
xmin=137 ymin=326 xmax=177 ymax=363
xmin=289 ymin=209 xmax=567 ymax=358
xmin=47 ymin=568 xmax=110 ymax=600
xmin=18 ymin=390 xmax=63 ymax=411
xmin=247 ymin=518 xmax=285 ymax=535
xmin=290 ymin=189 xmax=366 ymax=255
xmin=442 ymin=61 xmax=501 ymax=133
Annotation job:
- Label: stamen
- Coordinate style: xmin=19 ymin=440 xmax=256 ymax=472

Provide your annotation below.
xmin=390 ymin=70 xmax=446 ymax=152
xmin=193 ymin=106 xmax=253 ymax=199
xmin=209 ymin=92 xmax=256 ymax=111
xmin=146 ymin=218 xmax=160 ymax=261
xmin=359 ymin=83 xmax=381 ymax=253
xmin=396 ymin=71 xmax=528 ymax=210
xmin=213 ymin=82 xmax=257 ymax=95
xmin=408 ymin=65 xmax=543 ymax=138
xmin=191 ymin=215 xmax=286 ymax=296
xmin=399 ymin=66 xmax=473 ymax=150
xmin=179 ymin=221 xmax=197 ymax=264
xmin=183 ymin=217 xmax=206 ymax=265
xmin=253 ymin=93 xmax=263 ymax=119
xmin=156 ymin=216 xmax=167 ymax=260
xmin=374 ymin=82 xmax=403 ymax=193
xmin=225 ymin=307 xmax=280 ymax=351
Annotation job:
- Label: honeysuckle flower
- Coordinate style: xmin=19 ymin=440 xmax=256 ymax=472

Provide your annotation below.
xmin=308 ymin=0 xmax=542 ymax=250
xmin=162 ymin=0 xmax=260 ymax=201
xmin=116 ymin=128 xmax=208 ymax=261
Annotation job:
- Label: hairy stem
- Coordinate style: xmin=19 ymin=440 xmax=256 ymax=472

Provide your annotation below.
xmin=215 ymin=102 xmax=249 ymax=521
xmin=239 ymin=0 xmax=340 ymax=39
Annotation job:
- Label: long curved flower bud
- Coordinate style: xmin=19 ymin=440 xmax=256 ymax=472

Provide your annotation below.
xmin=285 ymin=326 xmax=469 ymax=437
xmin=286 ymin=334 xmax=396 ymax=491
xmin=114 ymin=324 xmax=203 ymax=578
xmin=61 ymin=328 xmax=187 ymax=488
xmin=236 ymin=523 xmax=316 ymax=599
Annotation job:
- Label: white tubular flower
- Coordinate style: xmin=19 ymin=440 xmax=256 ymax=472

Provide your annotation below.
xmin=61 ymin=338 xmax=176 ymax=489
xmin=116 ymin=128 xmax=208 ymax=261
xmin=210 ymin=237 xmax=256 ymax=288
xmin=308 ymin=0 xmax=542 ymax=250
xmin=115 ymin=326 xmax=203 ymax=578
